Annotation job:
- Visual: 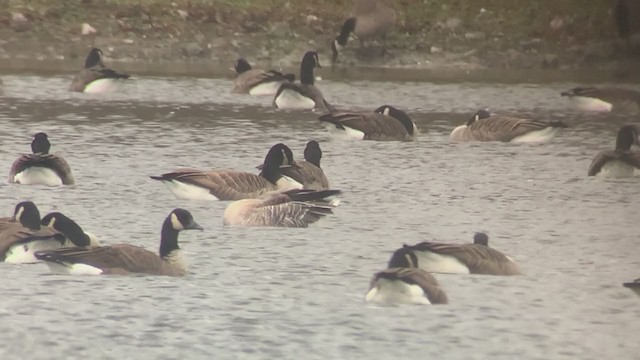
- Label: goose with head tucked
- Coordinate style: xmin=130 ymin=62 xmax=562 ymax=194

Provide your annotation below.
xmin=623 ymin=278 xmax=640 ymax=297
xmin=406 ymin=233 xmax=521 ymax=276
xmin=273 ymin=51 xmax=334 ymax=111
xmin=318 ymin=105 xmax=416 ymax=141
xmin=0 ymin=209 xmax=93 ymax=263
xmin=9 ymin=132 xmax=74 ymax=186
xmin=35 ymin=208 xmax=202 ymax=276
xmin=150 ymin=143 xmax=304 ymax=201
xmin=365 ymin=245 xmax=448 ymax=305
xmin=231 ymin=58 xmax=295 ymax=95
xmin=69 ymin=47 xmax=130 ymax=93
xmin=450 ymin=109 xmax=567 ymax=143
xmin=223 ymin=189 xmax=340 ymax=227
xmin=561 ymin=87 xmax=640 ymax=113
xmin=588 ymin=125 xmax=640 ymax=177
xmin=331 ymin=0 xmax=397 ymax=64
xmin=0 ymin=201 xmax=41 ymax=232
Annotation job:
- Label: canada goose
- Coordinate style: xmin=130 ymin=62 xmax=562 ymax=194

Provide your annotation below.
xmin=0 ymin=201 xmax=41 ymax=232
xmin=273 ymin=51 xmax=334 ymax=111
xmin=365 ymin=245 xmax=448 ymax=305
xmin=331 ymin=0 xmax=397 ymax=64
xmin=449 ymin=109 xmax=567 ymax=143
xmin=232 ymin=58 xmax=295 ymax=95
xmin=318 ymin=105 xmax=416 ymax=141
xmin=0 ymin=209 xmax=93 ymax=263
xmin=406 ymin=233 xmax=521 ymax=276
xmin=150 ymin=143 xmax=303 ymax=201
xmin=9 ymin=132 xmax=74 ymax=186
xmin=69 ymin=48 xmax=130 ymax=93
xmin=35 ymin=209 xmax=202 ymax=276
xmin=257 ymin=141 xmax=331 ymax=190
xmin=223 ymin=189 xmax=340 ymax=227
xmin=560 ymin=87 xmax=640 ymax=113
xmin=623 ymin=278 xmax=640 ymax=296
xmin=588 ymin=125 xmax=640 ymax=177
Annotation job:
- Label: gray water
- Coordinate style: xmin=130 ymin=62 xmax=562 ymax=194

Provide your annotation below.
xmin=0 ymin=73 xmax=638 ymax=360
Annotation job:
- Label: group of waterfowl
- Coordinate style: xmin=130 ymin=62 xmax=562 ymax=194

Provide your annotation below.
xmin=4 ymin=0 xmax=640 ymax=302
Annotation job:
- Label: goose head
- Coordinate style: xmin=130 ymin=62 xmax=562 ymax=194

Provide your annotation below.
xmin=160 ymin=208 xmax=202 ymax=259
xmin=31 ymin=132 xmax=51 ymax=154
xmin=374 ymin=105 xmax=415 ymax=135
xmin=300 ymin=51 xmax=321 ymax=85
xmin=388 ymin=245 xmax=419 ymax=268
xmin=12 ymin=201 xmax=41 ymax=230
xmin=84 ymin=47 xmax=105 ymax=69
xmin=41 ymin=212 xmax=91 ymax=247
xmin=262 ymin=143 xmax=296 ymax=170
xmin=473 ymin=232 xmax=489 ymax=246
xmin=234 ymin=58 xmax=252 ymax=75
xmin=467 ymin=109 xmax=491 ymax=126
xmin=304 ymin=140 xmax=323 ymax=167
xmin=615 ymin=124 xmax=639 ymax=151
xmin=167 ymin=208 xmax=203 ymax=231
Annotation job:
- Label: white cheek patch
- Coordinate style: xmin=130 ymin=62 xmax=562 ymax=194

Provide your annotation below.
xmin=46 ymin=216 xmax=57 ymax=229
xmin=382 ymin=107 xmax=390 ymax=116
xmin=15 ymin=206 xmax=24 ymax=223
xmin=170 ymin=213 xmax=184 ymax=230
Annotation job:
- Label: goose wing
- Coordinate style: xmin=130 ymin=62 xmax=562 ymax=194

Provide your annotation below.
xmin=0 ymin=225 xmax=64 ymax=260
xmin=412 ymin=242 xmax=520 ymax=275
xmin=318 ymin=112 xmax=411 ymax=140
xmin=243 ymin=193 xmax=335 ymax=227
xmin=151 ymin=169 xmax=278 ymax=200
xmin=280 ymin=161 xmax=330 ymax=190
xmin=69 ymin=67 xmax=129 ymax=92
xmin=372 ymin=267 xmax=448 ymax=304
xmin=9 ymin=153 xmax=75 ymax=184
xmin=232 ymin=69 xmax=289 ymax=93
xmin=34 ymin=244 xmax=171 ymax=275
xmin=469 ymin=116 xmax=564 ymax=142
xmin=588 ymin=150 xmax=640 ymax=175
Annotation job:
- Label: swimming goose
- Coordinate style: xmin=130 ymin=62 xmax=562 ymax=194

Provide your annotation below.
xmin=588 ymin=125 xmax=640 ymax=177
xmin=232 ymin=58 xmax=295 ymax=95
xmin=318 ymin=105 xmax=416 ymax=141
xmin=223 ymin=189 xmax=340 ymax=227
xmin=0 ymin=210 xmax=93 ymax=263
xmin=331 ymin=0 xmax=397 ymax=64
xmin=35 ymin=208 xmax=202 ymax=276
xmin=0 ymin=201 xmax=41 ymax=232
xmin=9 ymin=132 xmax=75 ymax=186
xmin=449 ymin=109 xmax=567 ymax=143
xmin=273 ymin=51 xmax=334 ymax=111
xmin=406 ymin=233 xmax=521 ymax=276
xmin=259 ymin=141 xmax=330 ymax=190
xmin=150 ymin=143 xmax=303 ymax=201
xmin=365 ymin=245 xmax=448 ymax=305
xmin=561 ymin=87 xmax=640 ymax=113
xmin=623 ymin=278 xmax=640 ymax=296
xmin=69 ymin=47 xmax=130 ymax=93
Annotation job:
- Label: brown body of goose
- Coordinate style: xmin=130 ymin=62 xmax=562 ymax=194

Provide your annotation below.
xmin=318 ymin=105 xmax=416 ymax=141
xmin=366 ymin=245 xmax=448 ymax=305
xmin=69 ymin=48 xmax=130 ymax=93
xmin=151 ymin=143 xmax=304 ymax=201
xmin=407 ymin=233 xmax=521 ymax=276
xmin=231 ymin=58 xmax=294 ymax=95
xmin=450 ymin=109 xmax=566 ymax=143
xmin=223 ymin=189 xmax=340 ymax=227
xmin=561 ymin=87 xmax=640 ymax=113
xmin=35 ymin=209 xmax=202 ymax=276
xmin=588 ymin=125 xmax=640 ymax=177
xmin=9 ymin=132 xmax=74 ymax=186
xmin=332 ymin=0 xmax=397 ymax=63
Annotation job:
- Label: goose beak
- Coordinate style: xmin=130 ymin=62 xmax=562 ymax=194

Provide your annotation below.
xmin=185 ymin=220 xmax=203 ymax=231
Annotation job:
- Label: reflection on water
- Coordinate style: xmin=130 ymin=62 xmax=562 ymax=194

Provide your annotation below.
xmin=0 ymin=74 xmax=638 ymax=360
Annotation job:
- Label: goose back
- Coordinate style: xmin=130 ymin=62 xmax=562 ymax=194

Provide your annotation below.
xmin=318 ymin=111 xmax=414 ymax=141
xmin=9 ymin=153 xmax=75 ymax=185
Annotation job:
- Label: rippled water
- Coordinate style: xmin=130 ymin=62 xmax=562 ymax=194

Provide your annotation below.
xmin=0 ymin=73 xmax=638 ymax=360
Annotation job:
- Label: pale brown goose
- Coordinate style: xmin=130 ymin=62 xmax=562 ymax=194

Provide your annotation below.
xmin=273 ymin=51 xmax=334 ymax=111
xmin=150 ymin=143 xmax=304 ymax=201
xmin=223 ymin=189 xmax=340 ymax=227
xmin=69 ymin=48 xmax=130 ymax=93
xmin=561 ymin=87 xmax=640 ymax=113
xmin=406 ymin=233 xmax=521 ymax=276
xmin=332 ymin=0 xmax=397 ymax=63
xmin=9 ymin=132 xmax=74 ymax=186
xmin=231 ymin=58 xmax=295 ymax=95
xmin=35 ymin=208 xmax=202 ymax=276
xmin=318 ymin=105 xmax=416 ymax=141
xmin=449 ymin=109 xmax=567 ymax=143
xmin=588 ymin=125 xmax=640 ymax=177
xmin=366 ymin=245 xmax=448 ymax=305
xmin=623 ymin=278 xmax=640 ymax=297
